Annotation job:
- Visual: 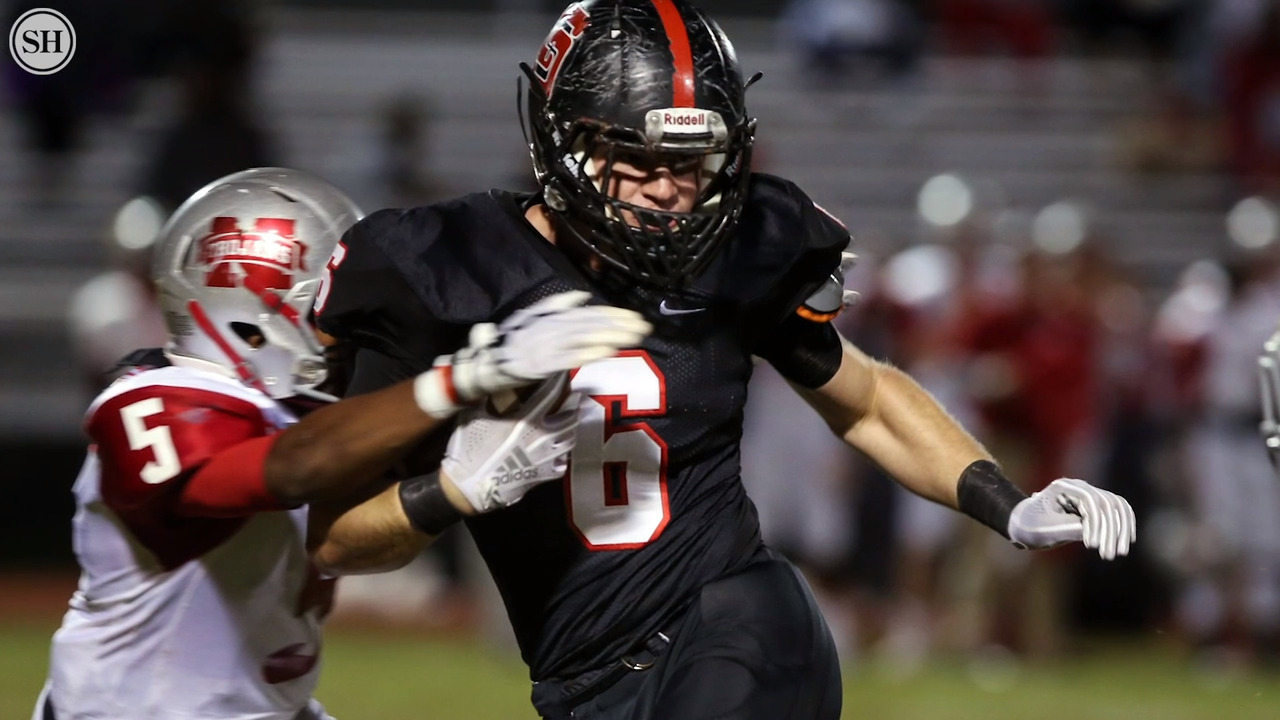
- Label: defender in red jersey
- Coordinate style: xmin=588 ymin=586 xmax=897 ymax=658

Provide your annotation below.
xmin=33 ymin=167 xmax=649 ymax=720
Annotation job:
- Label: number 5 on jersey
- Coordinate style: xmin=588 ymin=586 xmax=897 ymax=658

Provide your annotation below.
xmin=566 ymin=352 xmax=670 ymax=550
xmin=120 ymin=398 xmax=182 ymax=485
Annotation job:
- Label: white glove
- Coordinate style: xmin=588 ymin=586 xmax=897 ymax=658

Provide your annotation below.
xmin=441 ymin=373 xmax=580 ymax=513
xmin=1007 ymin=478 xmax=1137 ymax=560
xmin=415 ymin=290 xmax=650 ymax=418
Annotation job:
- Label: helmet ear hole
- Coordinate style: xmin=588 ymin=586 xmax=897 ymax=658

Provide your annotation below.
xmin=230 ymin=321 xmax=266 ymax=348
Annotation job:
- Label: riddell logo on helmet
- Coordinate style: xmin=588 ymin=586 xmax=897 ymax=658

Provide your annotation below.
xmin=661 ymin=109 xmax=707 ymax=134
xmin=198 ymin=217 xmax=309 ymax=290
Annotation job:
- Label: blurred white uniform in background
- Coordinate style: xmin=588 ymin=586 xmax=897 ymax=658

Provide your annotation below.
xmin=740 ymin=363 xmax=856 ymax=572
xmin=66 ymin=197 xmax=169 ymax=393
xmin=1183 ymin=265 xmax=1280 ymax=649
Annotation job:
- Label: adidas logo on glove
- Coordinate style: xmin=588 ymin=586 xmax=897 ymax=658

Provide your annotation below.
xmin=490 ymin=448 xmax=539 ymax=486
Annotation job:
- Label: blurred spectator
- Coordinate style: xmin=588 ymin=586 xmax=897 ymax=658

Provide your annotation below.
xmin=740 ymin=361 xmax=861 ymax=661
xmin=66 ymin=197 xmax=168 ymax=395
xmin=1109 ymin=1 xmax=1280 ymax=184
xmin=3 ymin=0 xmax=138 ymax=205
xmin=827 ymin=250 xmax=917 ymax=663
xmin=1178 ymin=239 xmax=1280 ymax=671
xmin=325 ymin=92 xmax=456 ymax=211
xmin=66 ymin=1 xmax=275 ymax=402
xmin=947 ymin=232 xmax=1106 ymax=661
xmin=870 ymin=242 xmax=979 ymax=674
xmin=1221 ymin=0 xmax=1280 ymax=194
xmin=935 ymin=0 xmax=1055 ymax=59
xmin=778 ymin=0 xmax=927 ymax=83
xmin=1071 ymin=232 xmax=1168 ymax=633
xmin=1144 ymin=259 xmax=1229 ymax=625
xmin=1058 ymin=0 xmax=1199 ymax=58
xmin=1172 ymin=0 xmax=1245 ymax=111
xmin=139 ymin=2 xmax=277 ymax=213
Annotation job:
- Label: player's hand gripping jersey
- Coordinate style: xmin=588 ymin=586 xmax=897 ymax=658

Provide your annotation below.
xmin=49 ymin=353 xmax=332 ymax=720
xmin=317 ymin=174 xmax=853 ymax=681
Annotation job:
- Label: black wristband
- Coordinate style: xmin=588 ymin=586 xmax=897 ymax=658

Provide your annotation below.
xmin=398 ymin=474 xmax=463 ymax=536
xmin=956 ymin=460 xmax=1028 ymax=539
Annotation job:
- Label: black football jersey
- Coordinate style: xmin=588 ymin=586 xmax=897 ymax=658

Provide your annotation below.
xmin=316 ymin=173 xmax=850 ymax=681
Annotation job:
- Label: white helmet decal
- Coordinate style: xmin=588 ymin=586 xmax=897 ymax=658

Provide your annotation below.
xmin=197 ymin=216 xmax=310 ymax=290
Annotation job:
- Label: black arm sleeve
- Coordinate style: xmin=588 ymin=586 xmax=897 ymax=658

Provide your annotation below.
xmin=956 ymin=460 xmax=1028 ymax=539
xmin=398 ymin=474 xmax=462 ymax=535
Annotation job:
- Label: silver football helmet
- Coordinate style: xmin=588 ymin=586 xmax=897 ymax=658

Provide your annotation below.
xmin=152 ymin=167 xmax=363 ymax=401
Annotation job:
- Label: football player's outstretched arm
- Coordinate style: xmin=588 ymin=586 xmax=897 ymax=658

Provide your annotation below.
xmin=795 ymin=332 xmax=1135 ymax=560
xmin=795 ymin=334 xmax=983 ymax=509
xmin=261 ymin=378 xmax=445 ymax=505
xmin=307 ymin=483 xmax=431 ymax=575
xmin=311 ymin=375 xmax=580 ymax=574
xmin=261 ymin=290 xmax=649 ymax=506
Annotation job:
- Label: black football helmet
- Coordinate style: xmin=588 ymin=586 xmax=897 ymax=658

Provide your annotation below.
xmin=521 ymin=0 xmax=758 ymax=289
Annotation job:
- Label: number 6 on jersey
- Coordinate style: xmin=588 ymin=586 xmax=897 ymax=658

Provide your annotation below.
xmin=566 ymin=352 xmax=670 ymax=549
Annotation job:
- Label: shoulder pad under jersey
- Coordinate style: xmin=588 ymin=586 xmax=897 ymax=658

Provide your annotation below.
xmin=317 ymin=192 xmax=561 ymax=338
xmin=795 ymin=225 xmax=858 ymax=323
xmin=696 ymin=174 xmax=853 ymax=322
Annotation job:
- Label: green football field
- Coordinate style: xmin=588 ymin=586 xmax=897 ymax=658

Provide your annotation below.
xmin=4 ymin=612 xmax=1280 ymax=720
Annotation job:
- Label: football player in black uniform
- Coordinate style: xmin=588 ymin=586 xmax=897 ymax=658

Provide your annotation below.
xmin=309 ymin=2 xmax=1138 ymax=718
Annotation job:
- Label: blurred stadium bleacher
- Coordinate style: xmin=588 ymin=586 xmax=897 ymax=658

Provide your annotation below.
xmin=0 ymin=9 xmax=1236 ymax=441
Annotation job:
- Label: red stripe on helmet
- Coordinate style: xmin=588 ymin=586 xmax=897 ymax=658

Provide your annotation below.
xmin=650 ymin=0 xmax=694 ymax=107
xmin=241 ymin=268 xmax=304 ymax=328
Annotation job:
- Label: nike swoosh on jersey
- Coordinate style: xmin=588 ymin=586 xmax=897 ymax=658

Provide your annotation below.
xmin=658 ymin=300 xmax=706 ymax=316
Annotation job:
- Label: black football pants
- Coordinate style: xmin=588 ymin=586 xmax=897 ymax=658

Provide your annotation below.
xmin=552 ymin=557 xmax=843 ymax=720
